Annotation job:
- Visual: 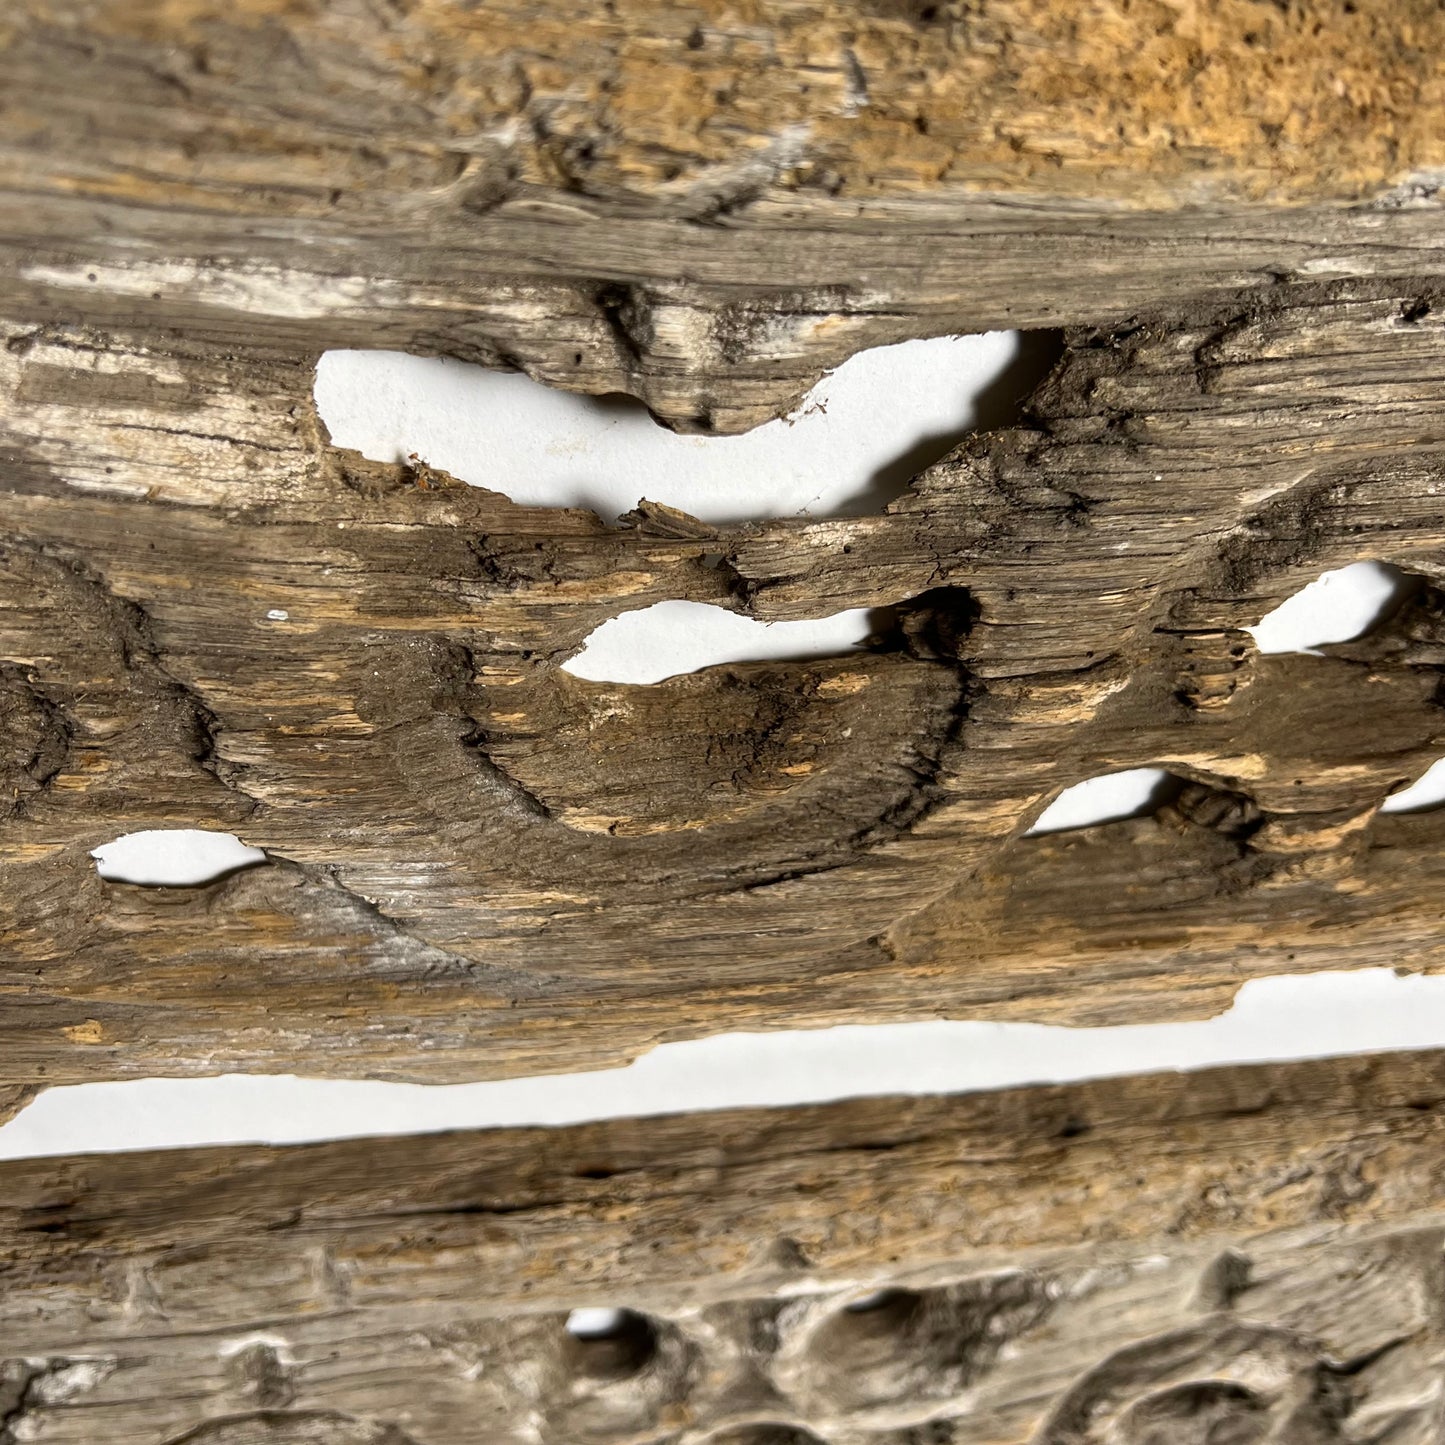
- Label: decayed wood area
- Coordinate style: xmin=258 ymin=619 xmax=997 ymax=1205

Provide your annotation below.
xmin=4 ymin=1051 xmax=1445 ymax=1442
xmin=7 ymin=2 xmax=1445 ymax=1097
xmin=9 ymin=280 xmax=1445 ymax=1090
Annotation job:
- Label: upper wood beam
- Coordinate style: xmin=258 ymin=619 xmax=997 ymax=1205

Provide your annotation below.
xmin=5 ymin=1 xmax=1445 ymax=428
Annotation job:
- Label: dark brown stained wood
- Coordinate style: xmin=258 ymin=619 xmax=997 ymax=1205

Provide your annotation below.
xmin=8 ymin=281 xmax=1445 ymax=1091
xmin=6 ymin=0 xmax=1445 ymax=432
xmin=3 ymin=1051 xmax=1445 ymax=1442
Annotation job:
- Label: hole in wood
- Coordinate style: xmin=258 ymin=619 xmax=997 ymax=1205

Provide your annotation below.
xmin=89 ymin=829 xmax=267 ymax=886
xmin=1025 ymin=768 xmax=1184 ymax=835
xmin=565 ymin=1306 xmax=632 ymax=1338
xmin=1381 ymin=757 xmax=1445 ymax=814
xmin=314 ymin=331 xmax=1060 ymax=524
xmin=1248 ymin=560 xmax=1423 ymax=654
xmin=560 ymin=601 xmax=890 ymax=684
xmin=563 ymin=1307 xmax=658 ymax=1377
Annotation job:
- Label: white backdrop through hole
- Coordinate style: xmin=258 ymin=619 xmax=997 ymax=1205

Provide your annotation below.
xmin=561 ymin=602 xmax=885 ymax=683
xmin=1248 ymin=560 xmax=1420 ymax=654
xmin=91 ymin=830 xmax=267 ymax=887
xmin=314 ymin=331 xmax=1051 ymax=524
xmin=1383 ymin=757 xmax=1445 ymax=813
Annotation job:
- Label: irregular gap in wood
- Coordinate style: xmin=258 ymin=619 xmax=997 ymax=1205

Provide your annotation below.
xmin=564 ymin=1307 xmax=637 ymax=1340
xmin=562 ymin=1309 xmax=659 ymax=1379
xmin=1381 ymin=757 xmax=1445 ymax=814
xmin=1024 ymin=767 xmax=1183 ymax=835
xmin=90 ymin=829 xmax=269 ymax=887
xmin=560 ymin=601 xmax=893 ymax=684
xmin=312 ymin=331 xmax=1061 ymax=523
xmin=1247 ymin=560 xmax=1426 ymax=654
xmin=7 ymin=968 xmax=1445 ymax=1158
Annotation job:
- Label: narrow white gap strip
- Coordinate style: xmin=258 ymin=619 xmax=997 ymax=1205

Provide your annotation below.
xmin=1248 ymin=560 xmax=1416 ymax=654
xmin=91 ymin=830 xmax=266 ymax=887
xmin=314 ymin=332 xmax=1024 ymax=524
xmin=1025 ymin=768 xmax=1175 ymax=835
xmin=4 ymin=968 xmax=1444 ymax=1159
xmin=561 ymin=601 xmax=879 ymax=684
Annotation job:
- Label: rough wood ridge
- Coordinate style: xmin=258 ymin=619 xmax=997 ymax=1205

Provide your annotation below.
xmin=3 ymin=1051 xmax=1445 ymax=1443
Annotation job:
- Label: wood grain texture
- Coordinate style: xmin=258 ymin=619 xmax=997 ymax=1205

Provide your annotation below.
xmin=11 ymin=12 xmax=1445 ymax=1437
xmin=9 ymin=280 xmax=1445 ymax=1089
xmin=7 ymin=0 xmax=1445 ymax=430
xmin=4 ymin=1050 xmax=1445 ymax=1442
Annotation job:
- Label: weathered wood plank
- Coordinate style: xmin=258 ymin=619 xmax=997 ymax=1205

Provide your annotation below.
xmin=8 ymin=2 xmax=1445 ymax=1096
xmin=3 ymin=1050 xmax=1445 ymax=1442
xmin=6 ymin=1 xmax=1445 ymax=430
xmin=7 ymin=282 xmax=1445 ymax=1089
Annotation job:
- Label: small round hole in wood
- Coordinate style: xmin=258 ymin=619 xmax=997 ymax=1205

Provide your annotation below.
xmin=563 ymin=1307 xmax=658 ymax=1378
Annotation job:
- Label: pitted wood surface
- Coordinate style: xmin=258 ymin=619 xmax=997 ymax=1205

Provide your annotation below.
xmin=4 ymin=1051 xmax=1445 ymax=1442
xmin=8 ymin=282 xmax=1445 ymax=1088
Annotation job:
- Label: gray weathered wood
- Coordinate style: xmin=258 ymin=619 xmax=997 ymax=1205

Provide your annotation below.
xmin=8 ymin=282 xmax=1445 ymax=1091
xmin=4 ymin=1051 xmax=1445 ymax=1442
